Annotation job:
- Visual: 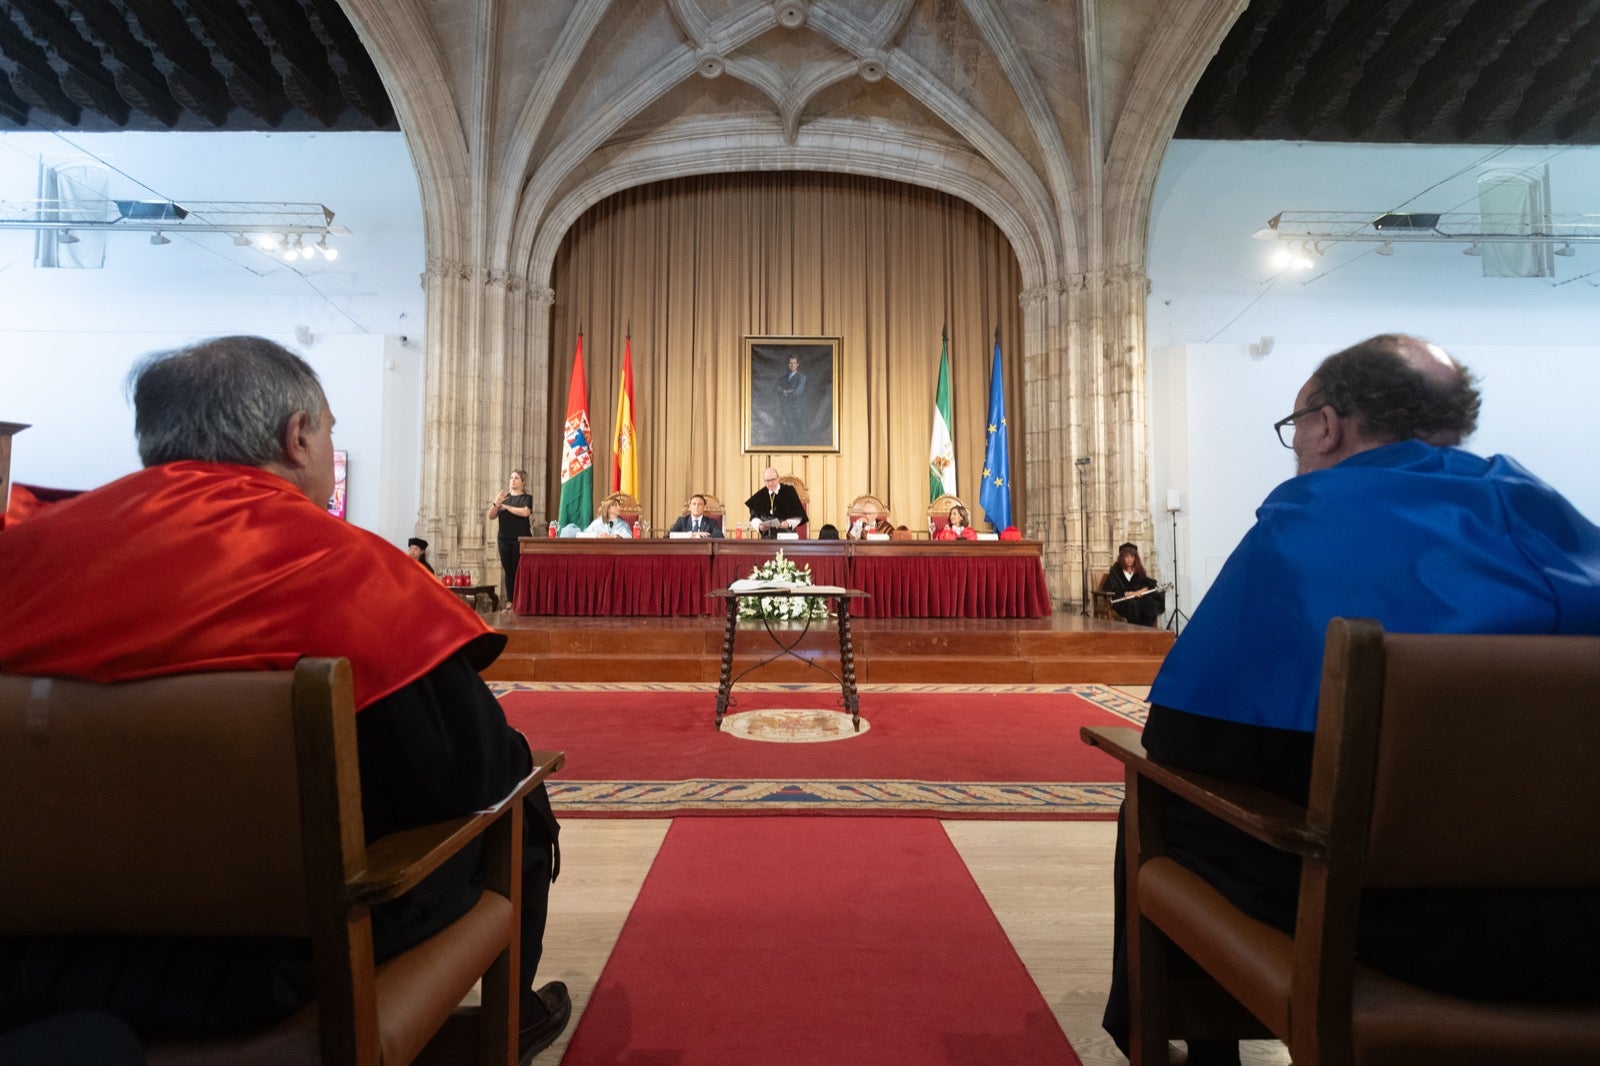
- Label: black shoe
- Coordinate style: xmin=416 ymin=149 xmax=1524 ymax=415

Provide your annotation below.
xmin=518 ymin=981 xmax=572 ymax=1064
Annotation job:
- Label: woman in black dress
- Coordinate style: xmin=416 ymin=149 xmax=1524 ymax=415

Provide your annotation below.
xmin=486 ymin=469 xmax=533 ymax=605
xmin=1101 ymin=542 xmax=1165 ymax=627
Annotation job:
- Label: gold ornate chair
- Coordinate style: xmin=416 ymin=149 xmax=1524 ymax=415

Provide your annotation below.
xmin=778 ymin=475 xmax=809 ymax=538
xmin=1083 ymin=618 xmax=1600 ymax=1066
xmin=600 ymin=491 xmax=640 ymax=524
xmin=928 ymin=494 xmax=963 ymax=535
xmin=0 ymin=658 xmax=564 ymax=1065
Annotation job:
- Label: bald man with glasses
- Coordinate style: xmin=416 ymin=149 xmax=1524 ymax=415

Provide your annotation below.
xmin=1102 ymin=333 xmax=1600 ymax=1065
xmin=744 ymin=467 xmax=807 ymax=537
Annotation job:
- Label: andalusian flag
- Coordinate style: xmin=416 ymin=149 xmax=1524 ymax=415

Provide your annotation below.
xmin=557 ymin=334 xmax=593 ymax=529
xmin=928 ymin=328 xmax=956 ymax=502
xmin=978 ymin=329 xmax=1013 ymax=530
xmin=611 ymin=330 xmax=638 ymax=496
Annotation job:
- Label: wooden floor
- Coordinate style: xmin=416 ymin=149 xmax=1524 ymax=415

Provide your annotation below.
xmin=481 ymin=609 xmax=1175 ymax=685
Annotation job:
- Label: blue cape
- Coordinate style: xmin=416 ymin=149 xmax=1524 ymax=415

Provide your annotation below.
xmin=1149 ymin=441 xmax=1600 ymax=733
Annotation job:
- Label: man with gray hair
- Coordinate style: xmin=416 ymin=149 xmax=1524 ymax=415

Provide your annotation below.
xmin=1102 ymin=334 xmax=1600 ymax=1065
xmin=0 ymin=336 xmax=570 ymax=1060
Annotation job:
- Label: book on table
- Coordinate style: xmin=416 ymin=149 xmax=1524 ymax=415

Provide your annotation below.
xmin=728 ymin=578 xmax=848 ymax=595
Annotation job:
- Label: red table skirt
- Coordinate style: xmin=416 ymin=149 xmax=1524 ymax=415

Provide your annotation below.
xmin=515 ymin=552 xmax=714 ymax=615
xmin=515 ymin=543 xmax=1051 ymax=618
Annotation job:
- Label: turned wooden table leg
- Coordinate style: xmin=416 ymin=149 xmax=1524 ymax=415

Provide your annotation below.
xmin=837 ymin=598 xmax=861 ymax=731
xmin=714 ymin=596 xmax=738 ymax=728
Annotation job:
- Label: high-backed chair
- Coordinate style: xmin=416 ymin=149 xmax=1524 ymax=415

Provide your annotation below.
xmin=1082 ymin=618 xmax=1600 ymax=1066
xmin=0 ymin=658 xmax=564 ymax=1065
xmin=927 ymin=493 xmax=963 ymax=535
xmin=600 ymin=490 xmax=641 ymax=527
xmin=778 ymin=475 xmax=809 ymax=538
xmin=846 ymin=493 xmax=890 ymax=537
xmin=679 ymin=492 xmax=724 ymax=519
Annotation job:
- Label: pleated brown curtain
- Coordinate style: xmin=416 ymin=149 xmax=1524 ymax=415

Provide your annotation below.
xmin=546 ymin=171 xmax=1024 ymax=534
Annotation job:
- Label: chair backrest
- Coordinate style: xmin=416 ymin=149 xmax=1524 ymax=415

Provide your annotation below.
xmin=779 ymin=475 xmax=809 ymax=537
xmin=682 ymin=492 xmax=724 ymax=517
xmin=600 ymin=491 xmax=641 ymax=522
xmin=928 ymin=494 xmax=963 ymax=533
xmin=1320 ymin=625 xmax=1600 ymax=890
xmin=0 ymin=659 xmax=358 ymax=939
xmin=847 ymin=493 xmax=887 ymax=520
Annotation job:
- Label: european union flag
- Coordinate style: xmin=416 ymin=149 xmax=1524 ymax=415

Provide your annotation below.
xmin=978 ymin=332 xmax=1012 ymax=530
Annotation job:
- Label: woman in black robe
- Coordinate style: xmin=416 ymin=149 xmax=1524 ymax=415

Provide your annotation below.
xmin=1101 ymin=542 xmax=1165 ymax=626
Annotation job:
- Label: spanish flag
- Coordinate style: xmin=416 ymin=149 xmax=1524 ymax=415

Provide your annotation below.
xmin=611 ymin=330 xmax=638 ymax=496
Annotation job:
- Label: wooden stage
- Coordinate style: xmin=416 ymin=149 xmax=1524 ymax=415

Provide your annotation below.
xmin=479 ymin=609 xmax=1173 ymax=685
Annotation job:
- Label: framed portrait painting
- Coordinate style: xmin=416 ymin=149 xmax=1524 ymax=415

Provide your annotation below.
xmin=742 ymin=336 xmax=840 ymax=453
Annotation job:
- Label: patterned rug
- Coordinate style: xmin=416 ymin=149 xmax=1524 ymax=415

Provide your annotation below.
xmin=493 ymin=682 xmax=1146 ymax=819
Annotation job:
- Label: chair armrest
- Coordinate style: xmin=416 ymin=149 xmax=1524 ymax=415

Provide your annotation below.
xmin=1081 ymin=726 xmax=1323 ymax=858
xmin=349 ymin=750 xmax=565 ymax=906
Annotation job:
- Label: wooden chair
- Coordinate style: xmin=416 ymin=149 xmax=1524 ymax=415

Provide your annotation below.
xmin=778 ymin=475 xmax=809 ymax=538
xmin=1082 ymin=618 xmax=1600 ymax=1066
xmin=927 ymin=493 xmax=963 ymax=535
xmin=600 ymin=490 xmax=640 ymax=525
xmin=1090 ymin=588 xmax=1121 ymax=621
xmin=679 ymin=492 xmax=724 ymax=519
xmin=0 ymin=658 xmax=564 ymax=1065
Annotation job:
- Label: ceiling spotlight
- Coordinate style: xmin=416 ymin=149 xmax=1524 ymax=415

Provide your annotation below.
xmin=315 ymin=236 xmax=339 ymax=261
xmin=1374 ymin=241 xmax=1394 ymax=256
xmin=233 ymin=233 xmax=252 ymax=246
xmin=256 ymin=234 xmax=280 ymax=251
xmin=1270 ymin=246 xmax=1291 ymax=270
xmin=1555 ymin=242 xmax=1577 ymax=257
xmin=150 ymin=232 xmax=171 ymax=246
xmin=58 ymin=230 xmax=80 ymax=244
xmin=1463 ymin=243 xmax=1482 ymax=256
xmin=283 ymin=242 xmax=300 ymax=262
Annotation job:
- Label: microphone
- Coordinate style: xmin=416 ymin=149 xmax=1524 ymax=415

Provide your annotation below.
xmin=1075 ymin=457 xmax=1091 ymax=467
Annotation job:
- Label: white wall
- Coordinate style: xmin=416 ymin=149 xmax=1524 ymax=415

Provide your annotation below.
xmin=1147 ymin=141 xmax=1600 ymax=615
xmin=0 ymin=131 xmax=427 ymax=547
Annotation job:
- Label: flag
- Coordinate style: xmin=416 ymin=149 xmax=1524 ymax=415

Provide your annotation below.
xmin=611 ymin=331 xmax=638 ymax=496
xmin=557 ymin=333 xmax=594 ymax=529
xmin=928 ymin=328 xmax=956 ymax=503
xmin=978 ymin=330 xmax=1012 ymax=530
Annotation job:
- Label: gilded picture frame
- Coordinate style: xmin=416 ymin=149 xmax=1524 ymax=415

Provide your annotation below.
xmin=742 ymin=336 xmax=841 ymax=453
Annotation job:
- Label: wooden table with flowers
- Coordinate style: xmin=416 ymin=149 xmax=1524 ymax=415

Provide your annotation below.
xmin=706 ymin=566 xmax=870 ymax=731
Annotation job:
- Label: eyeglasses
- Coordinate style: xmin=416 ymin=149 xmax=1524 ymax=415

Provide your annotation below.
xmin=1273 ymin=403 xmax=1336 ymax=448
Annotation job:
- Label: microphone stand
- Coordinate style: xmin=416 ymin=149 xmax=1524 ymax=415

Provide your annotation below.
xmin=1165 ymin=505 xmax=1190 ymax=635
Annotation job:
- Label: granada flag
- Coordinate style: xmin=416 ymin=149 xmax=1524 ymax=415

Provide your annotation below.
xmin=611 ymin=330 xmax=638 ymax=496
xmin=557 ymin=333 xmax=594 ymax=529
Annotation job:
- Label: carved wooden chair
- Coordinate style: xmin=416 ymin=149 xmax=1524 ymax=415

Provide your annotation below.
xmin=927 ymin=493 xmax=963 ymax=535
xmin=777 ymin=475 xmax=809 ymax=538
xmin=1083 ymin=618 xmax=1600 ymax=1066
xmin=0 ymin=658 xmax=564 ymax=1065
xmin=846 ymin=493 xmax=891 ymax=538
xmin=599 ymin=491 xmax=640 ymax=525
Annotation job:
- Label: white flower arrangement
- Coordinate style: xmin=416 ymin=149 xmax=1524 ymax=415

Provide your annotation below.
xmin=736 ymin=550 xmax=831 ymax=621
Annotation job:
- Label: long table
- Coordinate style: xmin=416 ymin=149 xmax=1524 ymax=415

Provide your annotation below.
xmin=514 ymin=538 xmax=1052 ymax=618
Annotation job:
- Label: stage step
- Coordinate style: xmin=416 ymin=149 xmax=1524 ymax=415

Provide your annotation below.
xmin=479 ymin=614 xmax=1172 ymax=685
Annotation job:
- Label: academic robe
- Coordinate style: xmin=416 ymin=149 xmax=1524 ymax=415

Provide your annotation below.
xmin=1103 ymin=441 xmax=1600 ymax=1049
xmin=1100 ymin=568 xmax=1164 ymax=626
xmin=744 ymin=483 xmax=807 ymax=537
xmin=0 ymin=462 xmax=558 ymax=1037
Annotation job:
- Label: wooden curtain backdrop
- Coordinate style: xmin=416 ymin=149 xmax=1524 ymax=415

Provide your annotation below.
xmin=546 ymin=171 xmax=1025 ymax=534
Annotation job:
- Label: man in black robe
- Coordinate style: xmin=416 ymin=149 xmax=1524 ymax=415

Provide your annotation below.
xmin=744 ymin=467 xmax=807 ymax=537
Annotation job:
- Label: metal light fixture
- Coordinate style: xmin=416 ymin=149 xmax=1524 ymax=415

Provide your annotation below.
xmin=149 ymin=231 xmax=171 ymax=246
xmin=1463 ymin=242 xmax=1482 ymax=256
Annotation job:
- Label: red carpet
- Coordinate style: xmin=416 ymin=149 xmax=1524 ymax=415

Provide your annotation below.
xmin=560 ymin=818 xmax=1082 ymax=1065
xmin=499 ymin=687 xmax=1135 ymax=818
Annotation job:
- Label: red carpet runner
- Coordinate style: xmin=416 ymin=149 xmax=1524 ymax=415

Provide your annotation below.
xmin=499 ymin=687 xmax=1136 ymax=818
xmin=560 ymin=818 xmax=1083 ymax=1065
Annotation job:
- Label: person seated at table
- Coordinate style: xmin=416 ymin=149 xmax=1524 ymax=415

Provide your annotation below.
xmin=406 ymin=536 xmax=435 ymax=573
xmin=935 ymin=505 xmax=978 ymax=541
xmin=1100 ymin=541 xmax=1164 ymax=627
xmin=583 ymin=499 xmax=633 ymax=538
xmin=847 ymin=502 xmax=894 ymax=539
xmin=744 ymin=467 xmax=806 ymax=537
xmin=669 ymin=494 xmax=722 ymax=538
xmin=816 ymin=523 xmax=840 ymax=540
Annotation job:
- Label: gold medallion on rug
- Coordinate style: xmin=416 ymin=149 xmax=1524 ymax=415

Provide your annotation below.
xmin=720 ymin=708 xmax=870 ymax=743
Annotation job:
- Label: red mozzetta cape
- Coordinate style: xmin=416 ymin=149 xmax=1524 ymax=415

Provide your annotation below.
xmin=0 ymin=462 xmax=499 ymax=710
